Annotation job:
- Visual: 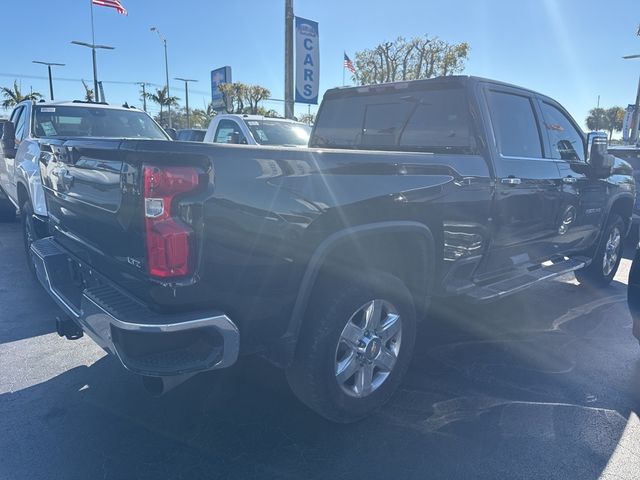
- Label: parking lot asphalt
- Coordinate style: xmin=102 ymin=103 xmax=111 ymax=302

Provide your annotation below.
xmin=1 ymin=218 xmax=640 ymax=480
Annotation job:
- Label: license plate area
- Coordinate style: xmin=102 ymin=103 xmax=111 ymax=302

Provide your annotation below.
xmin=48 ymin=257 xmax=102 ymax=314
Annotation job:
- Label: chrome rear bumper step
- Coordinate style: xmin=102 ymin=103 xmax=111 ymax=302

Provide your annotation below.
xmin=31 ymin=237 xmax=240 ymax=377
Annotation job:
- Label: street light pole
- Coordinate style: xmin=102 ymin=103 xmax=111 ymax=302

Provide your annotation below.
xmin=151 ymin=27 xmax=172 ymax=128
xmin=175 ymin=78 xmax=197 ymax=128
xmin=71 ymin=41 xmax=114 ymax=103
xmin=32 ymin=61 xmax=65 ymax=100
xmin=624 ymin=54 xmax=640 ymax=145
xmin=139 ymin=82 xmax=148 ymax=112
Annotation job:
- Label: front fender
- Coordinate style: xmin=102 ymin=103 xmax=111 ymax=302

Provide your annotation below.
xmin=16 ymin=160 xmax=47 ymax=216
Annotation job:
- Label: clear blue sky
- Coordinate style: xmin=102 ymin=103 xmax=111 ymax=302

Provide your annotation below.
xmin=2 ymin=0 xmax=639 ymax=132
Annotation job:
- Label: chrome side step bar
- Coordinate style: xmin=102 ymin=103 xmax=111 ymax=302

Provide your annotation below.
xmin=464 ymin=257 xmax=590 ymax=303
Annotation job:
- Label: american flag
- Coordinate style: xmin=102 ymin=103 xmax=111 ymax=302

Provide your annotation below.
xmin=343 ymin=53 xmax=356 ymax=74
xmin=92 ymin=0 xmax=127 ymax=15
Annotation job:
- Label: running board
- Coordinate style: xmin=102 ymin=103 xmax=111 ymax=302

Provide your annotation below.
xmin=464 ymin=257 xmax=590 ymax=303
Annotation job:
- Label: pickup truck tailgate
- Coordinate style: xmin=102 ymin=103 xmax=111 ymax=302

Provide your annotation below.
xmin=39 ymin=139 xmax=212 ymax=305
xmin=41 ymin=139 xmax=144 ymax=272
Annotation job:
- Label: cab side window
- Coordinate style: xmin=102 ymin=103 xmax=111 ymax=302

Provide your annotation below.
xmin=214 ymin=120 xmax=246 ymax=144
xmin=540 ymin=102 xmax=585 ymax=162
xmin=487 ymin=90 xmax=543 ymax=158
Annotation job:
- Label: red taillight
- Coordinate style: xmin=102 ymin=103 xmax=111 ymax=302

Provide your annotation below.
xmin=143 ymin=165 xmax=200 ymax=278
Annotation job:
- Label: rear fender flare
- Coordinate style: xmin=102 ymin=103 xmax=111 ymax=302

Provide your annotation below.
xmin=285 ymin=221 xmax=435 ymax=345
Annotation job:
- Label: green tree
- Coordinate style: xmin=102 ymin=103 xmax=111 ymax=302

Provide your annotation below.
xmin=219 ymin=82 xmax=246 ymax=113
xmin=585 ymin=107 xmax=608 ymax=132
xmin=81 ymin=80 xmax=94 ymax=102
xmin=605 ymin=106 xmax=625 ymax=140
xmin=252 ymin=106 xmax=280 ymax=117
xmin=205 ymin=102 xmax=217 ymax=119
xmin=246 ymin=85 xmax=271 ymax=114
xmin=219 ymin=82 xmax=271 ymax=114
xmin=1 ymin=80 xmax=43 ymax=108
xmin=189 ymin=108 xmax=211 ymax=128
xmin=299 ymin=113 xmax=316 ymax=125
xmin=145 ymin=86 xmax=179 ymax=125
xmin=585 ymin=106 xmax=625 ymax=139
xmin=352 ymin=35 xmax=469 ymax=85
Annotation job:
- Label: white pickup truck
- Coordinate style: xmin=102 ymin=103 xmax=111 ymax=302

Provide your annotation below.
xmin=203 ymin=114 xmax=311 ymax=146
xmin=0 ymin=100 xmax=169 ymax=270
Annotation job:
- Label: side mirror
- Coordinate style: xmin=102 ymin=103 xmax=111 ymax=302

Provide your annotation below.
xmin=1 ymin=121 xmax=16 ymax=158
xmin=586 ymin=132 xmax=613 ymax=178
xmin=165 ymin=127 xmax=177 ymax=140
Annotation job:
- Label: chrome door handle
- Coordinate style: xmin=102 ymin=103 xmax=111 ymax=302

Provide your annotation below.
xmin=562 ymin=176 xmax=577 ymax=184
xmin=501 ymin=177 xmax=522 ymax=186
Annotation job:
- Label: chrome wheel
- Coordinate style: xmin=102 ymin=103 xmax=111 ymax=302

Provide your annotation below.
xmin=602 ymin=226 xmax=621 ymax=277
xmin=334 ymin=299 xmax=402 ymax=398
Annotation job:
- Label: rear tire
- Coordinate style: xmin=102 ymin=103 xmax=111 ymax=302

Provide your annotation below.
xmin=286 ymin=271 xmax=417 ymax=423
xmin=21 ymin=200 xmax=38 ymax=278
xmin=0 ymin=196 xmax=16 ymax=222
xmin=575 ymin=214 xmax=625 ymax=288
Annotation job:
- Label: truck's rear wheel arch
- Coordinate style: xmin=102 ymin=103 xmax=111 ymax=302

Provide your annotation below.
xmin=286 ymin=222 xmax=435 ymax=362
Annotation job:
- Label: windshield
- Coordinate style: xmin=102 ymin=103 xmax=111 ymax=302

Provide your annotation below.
xmin=245 ymin=120 xmax=310 ymax=146
xmin=311 ymin=83 xmax=476 ymax=153
xmin=33 ymin=105 xmax=167 ymax=139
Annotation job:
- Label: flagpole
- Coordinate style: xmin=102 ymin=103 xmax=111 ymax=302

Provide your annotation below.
xmin=342 ymin=52 xmax=346 ymax=86
xmin=89 ymin=0 xmax=100 ymax=102
xmin=90 ymin=0 xmax=95 ymax=45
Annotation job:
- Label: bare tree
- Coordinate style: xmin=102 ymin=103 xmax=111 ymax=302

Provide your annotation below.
xmin=246 ymin=85 xmax=271 ymax=114
xmin=353 ymin=35 xmax=470 ymax=85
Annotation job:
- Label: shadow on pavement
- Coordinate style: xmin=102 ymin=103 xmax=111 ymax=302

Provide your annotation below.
xmin=2 ymin=273 xmax=640 ymax=479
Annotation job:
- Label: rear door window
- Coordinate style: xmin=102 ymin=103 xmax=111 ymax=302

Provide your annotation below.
xmin=487 ymin=90 xmax=542 ymax=158
xmin=311 ymin=83 xmax=476 ymax=153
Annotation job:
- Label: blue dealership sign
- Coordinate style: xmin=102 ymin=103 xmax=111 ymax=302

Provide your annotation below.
xmin=295 ymin=17 xmax=319 ymax=104
xmin=211 ymin=66 xmax=232 ymax=110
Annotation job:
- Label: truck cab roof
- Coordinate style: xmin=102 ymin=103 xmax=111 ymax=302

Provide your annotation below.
xmin=215 ymin=113 xmax=308 ymax=126
xmin=323 ymin=75 xmax=557 ymax=104
xmin=17 ymin=99 xmax=141 ymax=112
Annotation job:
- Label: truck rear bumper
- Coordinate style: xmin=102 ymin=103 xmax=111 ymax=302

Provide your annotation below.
xmin=31 ymin=237 xmax=240 ymax=377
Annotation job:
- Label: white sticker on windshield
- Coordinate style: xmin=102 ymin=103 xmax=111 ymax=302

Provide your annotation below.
xmin=40 ymin=107 xmax=56 ymax=113
xmin=255 ymin=130 xmax=268 ymax=142
xmin=247 ymin=121 xmax=260 ymax=125
xmin=40 ymin=121 xmax=57 ymax=136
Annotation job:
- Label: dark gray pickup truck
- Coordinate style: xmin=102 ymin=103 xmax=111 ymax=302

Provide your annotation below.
xmin=26 ymin=76 xmax=635 ymax=422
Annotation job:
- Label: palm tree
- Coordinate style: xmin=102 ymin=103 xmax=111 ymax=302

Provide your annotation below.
xmin=605 ymin=107 xmax=625 ymax=141
xmin=81 ymin=80 xmax=94 ymax=102
xmin=145 ymin=87 xmax=179 ymax=123
xmin=585 ymin=108 xmax=607 ymax=132
xmin=1 ymin=80 xmax=43 ymax=108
